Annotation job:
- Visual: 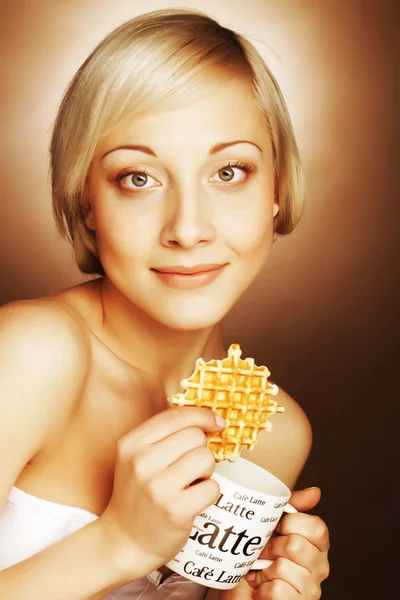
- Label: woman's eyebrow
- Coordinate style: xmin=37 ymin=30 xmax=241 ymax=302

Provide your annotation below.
xmin=101 ymin=139 xmax=262 ymax=160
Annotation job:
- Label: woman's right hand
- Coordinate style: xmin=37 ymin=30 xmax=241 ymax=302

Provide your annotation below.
xmin=98 ymin=406 xmax=225 ymax=578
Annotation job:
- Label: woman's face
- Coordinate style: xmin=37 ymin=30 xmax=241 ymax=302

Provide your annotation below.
xmin=87 ymin=75 xmax=279 ymax=330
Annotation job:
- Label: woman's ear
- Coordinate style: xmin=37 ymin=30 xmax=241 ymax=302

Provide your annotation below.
xmin=272 ymin=186 xmax=279 ymax=242
xmin=273 ymin=191 xmax=280 ymax=218
xmin=81 ymin=180 xmax=95 ymax=230
xmin=84 ymin=210 xmax=95 ymax=231
xmin=273 ymin=176 xmax=280 ymax=218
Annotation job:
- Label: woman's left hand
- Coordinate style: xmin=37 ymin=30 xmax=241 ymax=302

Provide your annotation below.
xmin=219 ymin=487 xmax=330 ymax=600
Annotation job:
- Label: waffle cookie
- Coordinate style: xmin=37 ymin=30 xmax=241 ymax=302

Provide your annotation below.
xmin=168 ymin=343 xmax=284 ymax=462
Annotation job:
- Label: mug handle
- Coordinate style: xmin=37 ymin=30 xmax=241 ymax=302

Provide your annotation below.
xmin=252 ymin=503 xmax=298 ymax=570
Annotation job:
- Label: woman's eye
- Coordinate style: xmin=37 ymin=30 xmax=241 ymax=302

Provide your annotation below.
xmin=211 ymin=161 xmax=255 ymax=185
xmin=116 ymin=169 xmax=159 ymax=190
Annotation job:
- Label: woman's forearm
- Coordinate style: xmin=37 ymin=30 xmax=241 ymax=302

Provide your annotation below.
xmin=0 ymin=518 xmax=137 ymax=599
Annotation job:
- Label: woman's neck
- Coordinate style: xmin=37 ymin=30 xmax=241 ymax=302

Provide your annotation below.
xmin=96 ymin=277 xmax=226 ymax=397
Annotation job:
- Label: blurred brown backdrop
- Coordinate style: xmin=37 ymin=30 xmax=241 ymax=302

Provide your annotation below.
xmin=0 ymin=1 xmax=398 ymax=598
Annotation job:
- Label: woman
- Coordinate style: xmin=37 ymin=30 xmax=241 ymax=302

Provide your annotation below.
xmin=0 ymin=8 xmax=330 ymax=599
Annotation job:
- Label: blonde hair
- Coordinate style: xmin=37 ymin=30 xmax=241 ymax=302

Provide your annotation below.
xmin=50 ymin=8 xmax=305 ymax=275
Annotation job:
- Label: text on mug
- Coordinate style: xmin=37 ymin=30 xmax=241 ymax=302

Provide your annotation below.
xmin=184 ymin=562 xmax=244 ymax=585
xmin=190 ymin=522 xmax=262 ymax=556
xmin=215 ymin=493 xmax=255 ymax=520
xmin=234 ymin=492 xmax=266 ymax=506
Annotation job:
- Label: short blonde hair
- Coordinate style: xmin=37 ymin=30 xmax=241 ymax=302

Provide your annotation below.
xmin=50 ymin=8 xmax=305 ymax=275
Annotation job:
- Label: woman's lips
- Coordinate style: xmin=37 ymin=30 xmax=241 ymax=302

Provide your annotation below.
xmin=152 ymin=264 xmax=227 ymax=289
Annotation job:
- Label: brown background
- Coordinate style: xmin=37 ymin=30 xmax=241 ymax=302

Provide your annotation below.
xmin=0 ymin=1 xmax=398 ymax=598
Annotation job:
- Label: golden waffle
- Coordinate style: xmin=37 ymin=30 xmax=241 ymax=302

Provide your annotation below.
xmin=168 ymin=343 xmax=284 ymax=462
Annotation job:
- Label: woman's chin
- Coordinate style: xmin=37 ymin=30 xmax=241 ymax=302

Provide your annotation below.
xmin=151 ymin=303 xmax=229 ymax=331
xmin=159 ymin=315 xmax=223 ymax=332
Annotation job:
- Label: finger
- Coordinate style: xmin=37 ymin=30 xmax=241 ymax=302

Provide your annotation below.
xmin=163 ymin=446 xmax=216 ymax=490
xmin=117 ymin=406 xmax=225 ymax=456
xmin=257 ymin=536 xmax=274 ymax=560
xmin=254 ymin=578 xmax=300 ymax=599
xmin=289 ymin=487 xmax=321 ymax=512
xmin=276 ymin=513 xmax=330 ymax=553
xmin=268 ymin=533 xmax=322 ymax=573
xmin=182 ymin=478 xmax=221 ymax=517
xmin=130 ymin=427 xmax=208 ymax=480
xmin=254 ymin=558 xmax=309 ymax=595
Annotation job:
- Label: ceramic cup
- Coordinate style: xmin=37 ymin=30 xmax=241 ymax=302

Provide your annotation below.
xmin=166 ymin=457 xmax=297 ymax=589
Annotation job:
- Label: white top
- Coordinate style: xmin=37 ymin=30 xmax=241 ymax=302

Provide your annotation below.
xmin=0 ymin=486 xmax=207 ymax=599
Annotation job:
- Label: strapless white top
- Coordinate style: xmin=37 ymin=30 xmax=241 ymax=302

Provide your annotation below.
xmin=0 ymin=487 xmax=207 ymax=599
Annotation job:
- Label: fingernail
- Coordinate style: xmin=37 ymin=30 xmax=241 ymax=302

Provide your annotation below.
xmin=215 ymin=414 xmax=226 ymax=428
xmin=308 ymin=487 xmax=321 ymax=492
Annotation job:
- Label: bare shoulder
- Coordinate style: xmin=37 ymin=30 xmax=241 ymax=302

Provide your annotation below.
xmin=241 ymin=385 xmax=312 ymax=489
xmin=0 ymin=297 xmax=91 ymax=378
xmin=0 ymin=297 xmax=91 ymax=498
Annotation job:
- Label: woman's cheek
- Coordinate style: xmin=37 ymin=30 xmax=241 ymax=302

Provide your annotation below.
xmin=222 ymin=204 xmax=272 ymax=255
xmin=96 ymin=202 xmax=153 ymax=253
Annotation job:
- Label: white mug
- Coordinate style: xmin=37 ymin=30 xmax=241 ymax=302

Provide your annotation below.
xmin=166 ymin=457 xmax=297 ymax=589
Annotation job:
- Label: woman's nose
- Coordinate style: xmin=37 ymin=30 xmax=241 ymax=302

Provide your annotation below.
xmin=160 ymin=188 xmax=216 ymax=249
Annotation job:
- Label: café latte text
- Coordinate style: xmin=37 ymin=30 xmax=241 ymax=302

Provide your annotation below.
xmin=184 ymin=562 xmax=243 ymax=585
xmin=214 ymin=493 xmax=255 ymax=520
xmin=189 ymin=521 xmax=262 ymax=556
